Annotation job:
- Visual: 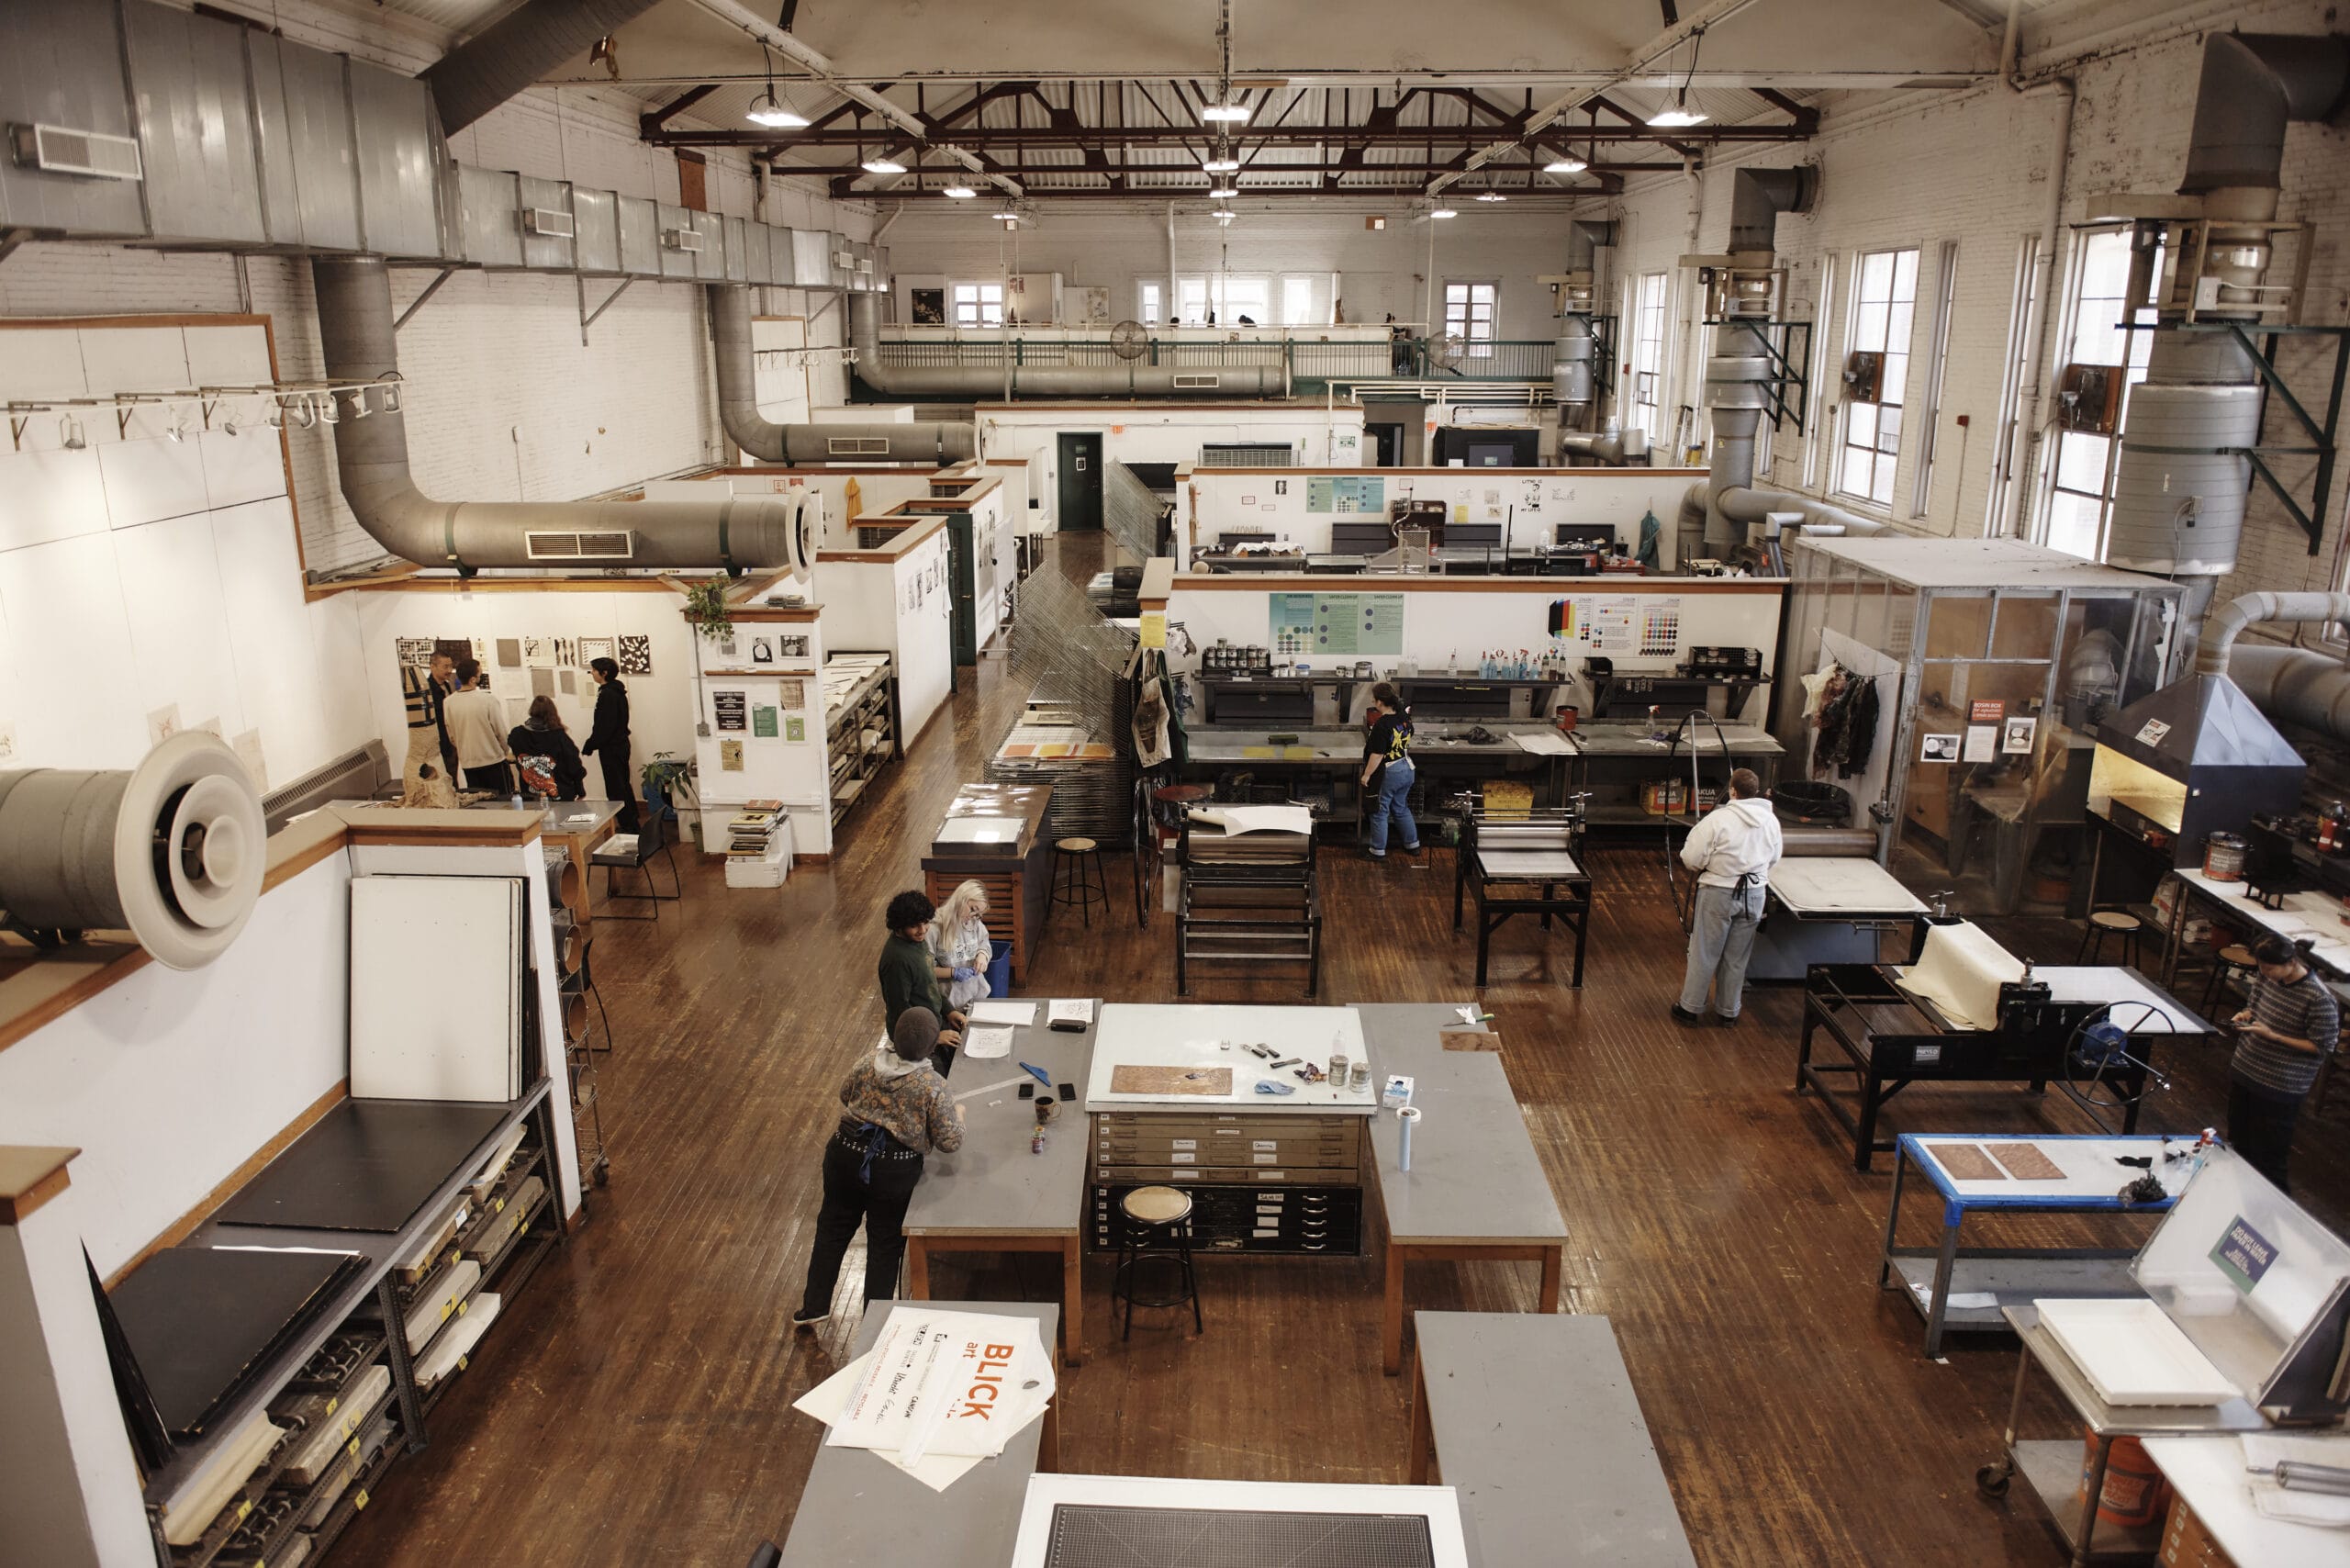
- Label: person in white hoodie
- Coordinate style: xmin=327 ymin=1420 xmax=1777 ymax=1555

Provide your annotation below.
xmin=1673 ymin=767 xmax=1783 ymax=1025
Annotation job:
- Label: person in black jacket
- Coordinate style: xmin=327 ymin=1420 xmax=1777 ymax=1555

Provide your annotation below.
xmin=583 ymin=657 xmax=640 ymax=831
xmin=508 ymin=695 xmax=587 ymax=801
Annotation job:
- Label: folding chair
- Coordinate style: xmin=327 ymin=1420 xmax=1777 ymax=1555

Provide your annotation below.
xmin=592 ymin=812 xmax=681 ymax=920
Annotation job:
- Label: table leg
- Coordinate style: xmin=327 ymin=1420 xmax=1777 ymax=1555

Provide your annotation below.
xmin=905 ymin=1238 xmax=931 ymax=1301
xmin=1061 ymin=1235 xmax=1086 ymax=1367
xmin=1571 ymin=898 xmax=1588 ymax=989
xmin=2074 ymin=1435 xmax=2113 ymax=1567
xmin=1877 ymin=1147 xmax=1908 ymax=1292
xmin=1539 ymin=882 xmax=1553 ymax=930
xmin=2163 ymin=874 xmax=2189 ymax=989
xmin=1923 ymin=1211 xmax=1962 ymax=1359
xmin=1383 ymin=1243 xmax=1407 ymax=1376
xmin=1039 ymin=1395 xmax=1060 ymax=1473
xmin=1405 ymin=1353 xmax=1435 ymax=1484
xmin=1853 ymin=1067 xmax=1883 ymax=1172
xmin=1475 ymin=910 xmax=1493 ymax=989
xmin=1537 ymin=1245 xmax=1561 ymax=1314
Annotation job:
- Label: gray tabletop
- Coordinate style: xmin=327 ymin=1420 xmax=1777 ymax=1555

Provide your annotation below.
xmin=1416 ymin=1313 xmax=1698 ymax=1568
xmin=1476 ymin=848 xmax=1586 ymax=879
xmin=779 ymin=1300 xmax=1058 ymax=1567
xmin=1354 ymin=1005 xmax=1567 ymax=1246
xmin=905 ymin=1008 xmax=1096 ymax=1237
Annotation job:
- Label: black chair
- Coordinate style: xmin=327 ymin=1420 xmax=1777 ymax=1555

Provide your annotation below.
xmin=592 ymin=812 xmax=681 ymax=920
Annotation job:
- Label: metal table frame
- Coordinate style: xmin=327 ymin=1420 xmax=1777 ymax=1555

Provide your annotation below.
xmin=1877 ymin=1133 xmax=2179 ymax=1357
xmin=1451 ymin=817 xmax=1592 ymax=990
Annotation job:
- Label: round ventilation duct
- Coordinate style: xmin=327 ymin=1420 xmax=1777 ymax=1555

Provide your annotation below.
xmin=0 ymin=733 xmax=267 ymax=969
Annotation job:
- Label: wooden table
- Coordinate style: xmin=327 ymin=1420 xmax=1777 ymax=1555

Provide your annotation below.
xmin=1407 ymin=1312 xmax=1697 ymax=1567
xmin=901 ymin=1006 xmax=1097 ymax=1366
xmin=778 ymin=1301 xmax=1058 ymax=1567
xmin=923 ymin=783 xmax=1055 ymax=984
xmin=1354 ymin=1004 xmax=1567 ymax=1375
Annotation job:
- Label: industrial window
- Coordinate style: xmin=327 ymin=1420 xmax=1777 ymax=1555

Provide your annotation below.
xmin=2044 ymin=229 xmax=2159 ymax=560
xmin=1175 ymin=274 xmax=1270 ymax=325
xmin=1281 ymin=275 xmax=1317 ymax=326
xmin=951 ymin=282 xmax=1003 ymax=329
xmin=1630 ymin=273 xmax=1668 ymax=437
xmin=1836 ymin=247 xmax=1919 ymax=508
xmin=1443 ymin=280 xmax=1496 ymax=358
xmin=1910 ymin=241 xmax=1960 ymax=522
xmin=1984 ymin=238 xmax=2039 ymax=534
xmin=1139 ymin=280 xmax=1164 ymax=325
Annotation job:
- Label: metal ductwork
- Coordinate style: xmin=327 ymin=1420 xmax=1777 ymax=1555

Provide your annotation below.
xmin=1558 ymin=429 xmax=1647 ymax=466
xmin=315 ymin=255 xmax=814 ymax=575
xmin=2229 ymin=644 xmax=2350 ymax=745
xmin=848 ymin=296 xmax=1288 ymax=399
xmin=1550 ymin=220 xmax=1615 ymax=425
xmin=708 ymin=286 xmax=977 ymax=465
xmin=420 ymin=0 xmax=666 ymax=136
xmin=2101 ymin=32 xmax=2349 ymax=647
xmin=2194 ymin=590 xmax=2350 ymax=678
xmin=1728 ymin=167 xmax=1817 ymax=252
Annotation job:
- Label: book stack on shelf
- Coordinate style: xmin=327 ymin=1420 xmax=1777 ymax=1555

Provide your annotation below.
xmin=723 ymin=799 xmax=794 ymax=889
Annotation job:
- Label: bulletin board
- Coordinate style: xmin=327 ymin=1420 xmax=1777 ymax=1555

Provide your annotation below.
xmin=1270 ymin=592 xmax=1406 ymax=657
xmin=1307 ymin=476 xmax=1385 ymax=515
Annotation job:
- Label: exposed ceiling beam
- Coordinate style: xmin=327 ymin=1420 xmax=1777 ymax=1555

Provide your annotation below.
xmin=1748 ymin=85 xmax=1818 ymax=132
xmin=1591 ymin=94 xmax=1696 ymax=161
xmin=778 ymin=159 xmax=1679 ymax=181
xmin=639 ymin=83 xmax=717 ymax=138
xmin=643 ymin=120 xmax=1811 ymax=148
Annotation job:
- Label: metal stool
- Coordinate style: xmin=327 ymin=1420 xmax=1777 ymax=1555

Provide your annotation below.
xmin=2075 ymin=909 xmax=2145 ymax=969
xmin=2200 ymin=943 xmax=2255 ymax=1017
xmin=1051 ymin=836 xmax=1109 ymax=928
xmin=1113 ymin=1185 xmax=1203 ymax=1340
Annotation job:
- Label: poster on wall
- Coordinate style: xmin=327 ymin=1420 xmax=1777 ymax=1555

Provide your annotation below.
xmin=779 ymin=634 xmax=811 ymax=659
xmin=554 ymin=636 xmax=577 ymax=667
xmin=786 ymin=715 xmax=806 ymax=742
xmin=1588 ymin=598 xmax=1638 ymax=654
xmin=433 ymin=637 xmax=470 ymax=666
xmin=2002 ymin=716 xmax=2038 ymax=755
xmin=560 ymin=668 xmax=577 ymax=695
xmin=1921 ymin=734 xmax=1961 ymax=763
xmin=530 ymin=667 xmax=557 ymax=698
xmin=398 ymin=637 xmax=437 ymax=668
xmin=713 ymin=690 xmax=747 ymax=731
xmin=524 ymin=636 xmax=553 ymax=668
xmin=579 ymin=636 xmax=616 ymax=666
xmin=753 ymin=705 xmax=779 ymax=737
xmin=616 ymin=634 xmax=653 ymax=675
xmin=778 ymin=677 xmax=807 ymax=710
xmin=1638 ymin=599 xmax=1684 ymax=657
xmin=1269 ymin=592 xmax=1405 ymax=657
xmin=1963 ymin=726 xmax=1998 ymax=763
xmin=720 ymin=738 xmax=744 ymax=770
xmin=1306 ymin=476 xmax=1385 ymax=514
xmin=497 ymin=638 xmax=522 ymax=669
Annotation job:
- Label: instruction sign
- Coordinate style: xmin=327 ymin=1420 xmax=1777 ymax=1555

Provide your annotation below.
xmin=712 ymin=690 xmax=747 ymax=732
xmin=1306 ymin=476 xmax=1385 ymax=515
xmin=1269 ymin=592 xmax=1405 ymax=656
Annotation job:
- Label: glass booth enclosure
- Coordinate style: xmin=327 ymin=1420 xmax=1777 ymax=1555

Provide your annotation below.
xmin=1774 ymin=537 xmax=2181 ymax=915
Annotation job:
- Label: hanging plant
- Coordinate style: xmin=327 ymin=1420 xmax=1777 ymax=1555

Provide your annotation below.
xmin=683 ymin=576 xmax=734 ymax=644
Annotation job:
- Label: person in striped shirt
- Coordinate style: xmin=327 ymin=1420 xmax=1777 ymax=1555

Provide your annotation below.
xmin=2227 ymin=934 xmax=2339 ymax=1193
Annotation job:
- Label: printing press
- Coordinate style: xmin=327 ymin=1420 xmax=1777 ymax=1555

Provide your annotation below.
xmin=1798 ymin=921 xmax=2211 ymax=1170
xmin=1452 ymin=807 xmax=1592 ymax=988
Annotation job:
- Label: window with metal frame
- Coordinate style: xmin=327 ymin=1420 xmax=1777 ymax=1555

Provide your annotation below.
xmin=1281 ymin=274 xmax=1317 ymax=326
xmin=1630 ymin=273 xmax=1668 ymax=437
xmin=1443 ymin=280 xmax=1497 ymax=358
xmin=950 ymin=281 xmax=1003 ymax=329
xmin=1139 ymin=280 xmax=1165 ymax=326
xmin=2044 ymin=229 xmax=2160 ymax=561
xmin=1910 ymin=241 xmax=1961 ymax=522
xmin=1176 ymin=274 xmax=1270 ymax=325
xmin=1836 ymin=248 xmax=1919 ymax=507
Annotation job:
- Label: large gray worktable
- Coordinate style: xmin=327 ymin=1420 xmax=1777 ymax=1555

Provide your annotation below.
xmin=1408 ymin=1312 xmax=1698 ymax=1568
xmin=901 ymin=1006 xmax=1096 ymax=1363
xmin=1354 ymin=1003 xmax=1569 ymax=1373
xmin=778 ymin=1300 xmax=1058 ymax=1567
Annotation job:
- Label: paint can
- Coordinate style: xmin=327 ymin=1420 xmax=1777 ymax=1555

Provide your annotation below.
xmin=1349 ymin=1059 xmax=1371 ymax=1092
xmin=2203 ymin=832 xmax=2247 ymax=882
xmin=1328 ymin=1052 xmax=1350 ymax=1085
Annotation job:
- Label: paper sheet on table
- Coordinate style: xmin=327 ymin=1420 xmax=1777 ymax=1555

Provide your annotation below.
xmin=969 ymin=1000 xmax=1038 ymax=1025
xmin=791 ymin=1350 xmax=1047 ymax=1493
xmin=961 ymin=1025 xmax=1014 ymax=1059
xmin=1508 ymin=730 xmax=1576 ymax=756
xmin=825 ymin=1307 xmax=1056 ymax=1459
xmin=1188 ymin=804 xmax=1315 ymax=836
xmin=1894 ymin=922 xmax=2024 ymax=1031
xmin=2244 ymin=1435 xmax=2350 ymax=1527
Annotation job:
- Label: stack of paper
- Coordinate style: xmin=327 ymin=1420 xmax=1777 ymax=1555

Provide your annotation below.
xmin=969 ymin=1000 xmax=1038 ymax=1026
xmin=793 ymin=1307 xmax=1056 ymax=1492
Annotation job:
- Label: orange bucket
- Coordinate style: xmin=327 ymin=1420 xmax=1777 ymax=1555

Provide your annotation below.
xmin=2077 ymin=1429 xmax=2168 ymax=1529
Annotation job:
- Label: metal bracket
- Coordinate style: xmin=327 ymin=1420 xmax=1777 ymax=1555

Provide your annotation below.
xmin=577 ymin=275 xmax=633 ymax=346
xmin=395 ymin=267 xmax=457 ymax=331
xmin=2151 ymin=319 xmax=2350 ymax=556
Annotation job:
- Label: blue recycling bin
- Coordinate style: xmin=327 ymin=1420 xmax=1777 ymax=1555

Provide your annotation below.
xmin=985 ymin=938 xmax=1013 ymax=998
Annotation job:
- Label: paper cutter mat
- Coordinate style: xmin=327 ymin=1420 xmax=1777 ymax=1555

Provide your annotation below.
xmin=1044 ymin=1505 xmax=1438 ymax=1568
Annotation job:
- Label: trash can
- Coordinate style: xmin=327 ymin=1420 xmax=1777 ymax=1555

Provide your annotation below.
xmin=985 ymin=938 xmax=1013 ymax=998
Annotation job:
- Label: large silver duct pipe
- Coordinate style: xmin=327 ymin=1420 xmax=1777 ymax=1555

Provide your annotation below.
xmin=709 ymin=286 xmax=977 ymax=465
xmin=315 ymin=255 xmax=811 ymax=575
xmin=2193 ymin=590 xmax=2350 ymax=678
xmin=1694 ymin=168 xmax=1820 ymax=552
xmin=848 ymin=296 xmax=1288 ymax=398
xmin=1552 ymin=219 xmax=1616 ymax=423
xmin=2104 ymin=33 xmax=2348 ymax=644
xmin=2230 ymin=644 xmax=2350 ymax=745
xmin=1559 ymin=429 xmax=1648 ymax=466
xmin=1727 ymin=168 xmax=1816 ymax=253
xmin=419 ymin=0 xmax=665 ymax=136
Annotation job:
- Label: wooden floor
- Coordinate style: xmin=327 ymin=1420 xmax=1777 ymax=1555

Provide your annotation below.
xmin=335 ymin=536 xmax=2348 ymax=1568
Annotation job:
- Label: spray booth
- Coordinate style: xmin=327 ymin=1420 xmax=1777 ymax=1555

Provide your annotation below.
xmin=1774 ymin=537 xmax=2184 ymax=914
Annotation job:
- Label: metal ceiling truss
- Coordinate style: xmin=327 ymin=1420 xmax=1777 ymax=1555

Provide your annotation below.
xmin=633 ymin=76 xmax=1813 ymax=199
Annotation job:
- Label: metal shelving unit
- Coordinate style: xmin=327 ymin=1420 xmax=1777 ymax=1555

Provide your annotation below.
xmin=824 ymin=654 xmax=899 ymax=827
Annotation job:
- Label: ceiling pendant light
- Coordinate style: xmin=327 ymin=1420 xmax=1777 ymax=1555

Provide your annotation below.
xmin=943 ymin=185 xmax=978 ymax=199
xmin=862 ymin=156 xmax=907 ymax=175
xmin=1648 ymin=26 xmax=1711 ymax=127
xmin=1476 ymin=190 xmax=1507 ymax=203
xmin=745 ymin=44 xmax=809 ymax=129
xmin=1544 ymin=155 xmax=1588 ymax=174
xmin=1212 ymin=208 xmax=1237 ymax=219
xmin=1429 ymin=207 xmax=1457 ymax=220
xmin=1202 ymin=102 xmax=1249 ymax=123
xmin=1207 ymin=185 xmax=1238 ymax=198
xmin=1203 ymin=156 xmax=1240 ymax=174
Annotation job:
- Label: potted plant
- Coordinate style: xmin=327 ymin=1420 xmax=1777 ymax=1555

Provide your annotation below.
xmin=642 ymin=752 xmax=699 ymax=846
xmin=682 ymin=576 xmax=734 ymax=644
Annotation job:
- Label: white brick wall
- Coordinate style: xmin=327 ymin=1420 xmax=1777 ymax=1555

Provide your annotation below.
xmin=1603 ymin=0 xmax=2349 ymax=611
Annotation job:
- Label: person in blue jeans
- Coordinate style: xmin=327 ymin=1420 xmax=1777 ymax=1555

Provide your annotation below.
xmin=1360 ymin=682 xmax=1421 ymax=860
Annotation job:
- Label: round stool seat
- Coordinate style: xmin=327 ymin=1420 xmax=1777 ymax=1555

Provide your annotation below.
xmin=1058 ymin=836 xmax=1098 ymax=854
xmin=2219 ymin=944 xmax=2255 ymax=967
xmin=2090 ymin=910 xmax=2143 ymax=932
xmin=1121 ymin=1185 xmax=1193 ymax=1226
xmin=1154 ymin=784 xmax=1212 ymax=805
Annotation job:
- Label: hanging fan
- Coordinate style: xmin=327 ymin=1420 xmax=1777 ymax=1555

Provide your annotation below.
xmin=1110 ymin=319 xmax=1149 ymax=360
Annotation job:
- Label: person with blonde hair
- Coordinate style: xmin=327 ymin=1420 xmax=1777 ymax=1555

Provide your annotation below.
xmin=929 ymin=879 xmax=996 ymax=1012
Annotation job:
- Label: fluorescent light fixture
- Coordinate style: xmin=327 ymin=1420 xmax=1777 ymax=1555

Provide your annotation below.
xmin=1212 ymin=208 xmax=1237 ymax=219
xmin=1202 ymin=157 xmax=1241 ymax=173
xmin=943 ymin=185 xmax=978 ymax=198
xmin=1429 ymin=207 xmax=1457 ymax=219
xmin=1647 ymin=99 xmax=1708 ymax=128
xmin=1475 ymin=191 xmax=1507 ymax=202
xmin=1207 ymin=185 xmax=1238 ymax=198
xmin=1544 ymin=157 xmax=1588 ymax=174
xmin=861 ymin=157 xmax=907 ymax=174
xmin=1201 ymin=103 xmax=1250 ymax=122
xmin=745 ymin=93 xmax=808 ymax=129
xmin=991 ymin=211 xmax=1022 ymax=222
